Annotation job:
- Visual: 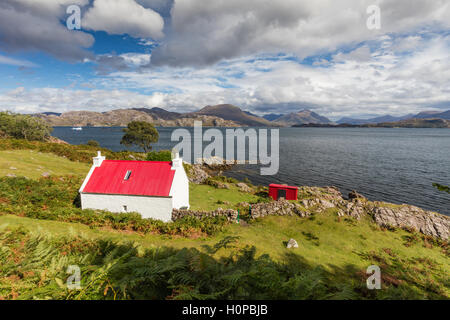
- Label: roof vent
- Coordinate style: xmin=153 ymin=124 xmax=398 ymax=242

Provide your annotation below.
xmin=124 ymin=170 xmax=132 ymax=180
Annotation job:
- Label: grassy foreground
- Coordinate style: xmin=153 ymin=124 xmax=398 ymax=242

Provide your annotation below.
xmin=0 ymin=141 xmax=448 ymax=300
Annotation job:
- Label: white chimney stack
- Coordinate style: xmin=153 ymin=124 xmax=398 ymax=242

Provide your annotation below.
xmin=171 ymin=152 xmax=182 ymax=169
xmin=93 ymin=151 xmax=105 ymax=167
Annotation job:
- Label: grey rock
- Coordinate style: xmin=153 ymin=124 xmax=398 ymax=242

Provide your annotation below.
xmin=370 ymin=205 xmax=450 ymax=240
xmin=188 ymin=164 xmax=210 ymax=184
xmin=236 ymin=182 xmax=252 ymax=193
xmin=286 ymin=238 xmax=299 ymax=249
xmin=349 ymin=190 xmax=366 ymax=201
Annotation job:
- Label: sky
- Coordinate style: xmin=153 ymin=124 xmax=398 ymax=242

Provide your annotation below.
xmin=0 ymin=0 xmax=449 ymax=120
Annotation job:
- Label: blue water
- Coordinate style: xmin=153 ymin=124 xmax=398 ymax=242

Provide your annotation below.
xmin=52 ymin=127 xmax=450 ymax=215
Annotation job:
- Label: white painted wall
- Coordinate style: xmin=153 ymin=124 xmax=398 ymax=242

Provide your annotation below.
xmin=80 ymin=193 xmax=173 ymax=222
xmin=169 ymin=160 xmax=190 ymax=209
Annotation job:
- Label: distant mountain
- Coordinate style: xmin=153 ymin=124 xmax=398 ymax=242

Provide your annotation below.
xmin=273 ymin=109 xmax=332 ymax=126
xmin=191 ymin=104 xmax=275 ymax=127
xmin=35 ymin=108 xmax=240 ymax=127
xmin=413 ymin=110 xmax=450 ymax=120
xmin=375 ymin=118 xmax=450 ymax=128
xmin=262 ymin=113 xmax=284 ymax=121
xmin=41 ymin=112 xmax=62 ymax=116
xmin=133 ymin=107 xmax=181 ymax=121
xmin=337 ymin=114 xmax=414 ymax=125
xmin=338 ymin=109 xmax=450 ymax=124
xmin=297 ymin=118 xmax=450 ymax=128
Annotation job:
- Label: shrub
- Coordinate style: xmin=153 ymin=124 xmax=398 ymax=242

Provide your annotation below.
xmin=0 ymin=112 xmax=52 ymax=141
xmin=146 ymin=150 xmax=172 ymax=162
xmin=86 ymin=140 xmax=100 ymax=147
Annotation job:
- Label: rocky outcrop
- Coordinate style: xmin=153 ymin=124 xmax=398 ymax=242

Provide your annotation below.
xmin=369 ymin=204 xmax=450 ymax=240
xmin=250 ymin=199 xmax=311 ymax=219
xmin=187 ymin=164 xmax=210 ymax=184
xmin=348 ymin=190 xmax=366 ymax=201
xmin=236 ymin=182 xmax=252 ymax=193
xmin=172 ymin=208 xmax=238 ymax=222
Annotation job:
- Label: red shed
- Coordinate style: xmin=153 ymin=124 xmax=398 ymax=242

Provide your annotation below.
xmin=269 ymin=184 xmax=298 ymax=201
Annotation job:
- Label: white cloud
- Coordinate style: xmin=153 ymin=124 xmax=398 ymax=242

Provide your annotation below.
xmin=2 ymin=32 xmax=449 ymax=119
xmin=151 ymin=0 xmax=450 ymax=66
xmin=0 ymin=54 xmax=38 ymax=67
xmin=333 ymin=46 xmax=373 ymax=63
xmin=120 ymin=53 xmax=151 ymax=66
xmin=83 ymin=0 xmax=164 ymax=39
xmin=0 ymin=0 xmax=94 ymax=62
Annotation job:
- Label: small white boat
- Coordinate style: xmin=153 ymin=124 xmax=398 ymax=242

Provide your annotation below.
xmin=72 ymin=127 xmax=83 ymax=131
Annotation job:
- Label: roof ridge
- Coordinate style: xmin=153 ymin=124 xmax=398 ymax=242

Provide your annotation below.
xmin=104 ymin=159 xmax=172 ymax=164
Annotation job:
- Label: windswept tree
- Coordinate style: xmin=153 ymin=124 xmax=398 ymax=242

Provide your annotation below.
xmin=0 ymin=112 xmax=52 ymax=141
xmin=120 ymin=121 xmax=159 ymax=152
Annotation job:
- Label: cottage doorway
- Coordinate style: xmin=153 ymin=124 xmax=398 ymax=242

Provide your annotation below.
xmin=278 ymin=189 xmax=286 ymax=200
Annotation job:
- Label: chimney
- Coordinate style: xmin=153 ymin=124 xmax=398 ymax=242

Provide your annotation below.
xmin=93 ymin=151 xmax=105 ymax=167
xmin=171 ymin=152 xmax=182 ymax=169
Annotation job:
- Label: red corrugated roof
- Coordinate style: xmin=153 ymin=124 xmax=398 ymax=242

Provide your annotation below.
xmin=82 ymin=160 xmax=175 ymax=197
xmin=269 ymin=184 xmax=298 ymax=190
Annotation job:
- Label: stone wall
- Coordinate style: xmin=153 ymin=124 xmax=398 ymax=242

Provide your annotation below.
xmin=172 ymin=208 xmax=238 ymax=222
xmin=250 ymin=199 xmax=311 ymax=219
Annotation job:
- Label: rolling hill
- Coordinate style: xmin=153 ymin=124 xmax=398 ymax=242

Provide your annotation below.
xmin=273 ymin=109 xmax=333 ymax=126
xmin=191 ymin=104 xmax=275 ymax=127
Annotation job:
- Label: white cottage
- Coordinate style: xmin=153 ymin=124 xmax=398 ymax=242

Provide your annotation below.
xmin=79 ymin=152 xmax=189 ymax=222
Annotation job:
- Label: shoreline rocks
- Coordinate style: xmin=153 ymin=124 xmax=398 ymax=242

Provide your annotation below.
xmin=369 ymin=204 xmax=450 ymax=240
xmin=173 ymin=183 xmax=449 ymax=241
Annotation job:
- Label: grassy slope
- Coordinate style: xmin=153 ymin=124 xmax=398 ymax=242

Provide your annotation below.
xmin=1 ymin=211 xmax=447 ymax=272
xmin=0 ymin=150 xmax=90 ymax=179
xmin=189 ymin=184 xmax=259 ymax=211
xmin=0 ymin=146 xmax=448 ymax=299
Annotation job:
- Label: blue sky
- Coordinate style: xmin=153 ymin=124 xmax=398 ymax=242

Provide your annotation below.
xmin=0 ymin=0 xmax=449 ymax=120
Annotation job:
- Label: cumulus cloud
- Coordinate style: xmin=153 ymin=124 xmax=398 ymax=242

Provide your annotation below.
xmin=83 ymin=0 xmax=164 ymax=39
xmin=2 ymin=32 xmax=449 ymax=119
xmin=0 ymin=0 xmax=94 ymax=62
xmin=94 ymin=53 xmax=152 ymax=75
xmin=151 ymin=0 xmax=450 ymax=67
xmin=333 ymin=46 xmax=373 ymax=63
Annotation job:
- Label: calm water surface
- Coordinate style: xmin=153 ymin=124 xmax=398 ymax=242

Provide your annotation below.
xmin=53 ymin=127 xmax=450 ymax=215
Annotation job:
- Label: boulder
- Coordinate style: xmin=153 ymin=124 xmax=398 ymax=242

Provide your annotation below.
xmin=349 ymin=190 xmax=366 ymax=201
xmin=286 ymin=238 xmax=299 ymax=249
xmin=236 ymin=182 xmax=252 ymax=193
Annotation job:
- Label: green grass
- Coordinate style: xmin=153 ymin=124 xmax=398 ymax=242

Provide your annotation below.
xmin=189 ymin=183 xmax=260 ymax=211
xmin=1 ymin=211 xmax=448 ymax=299
xmin=0 ymin=150 xmax=90 ymax=179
